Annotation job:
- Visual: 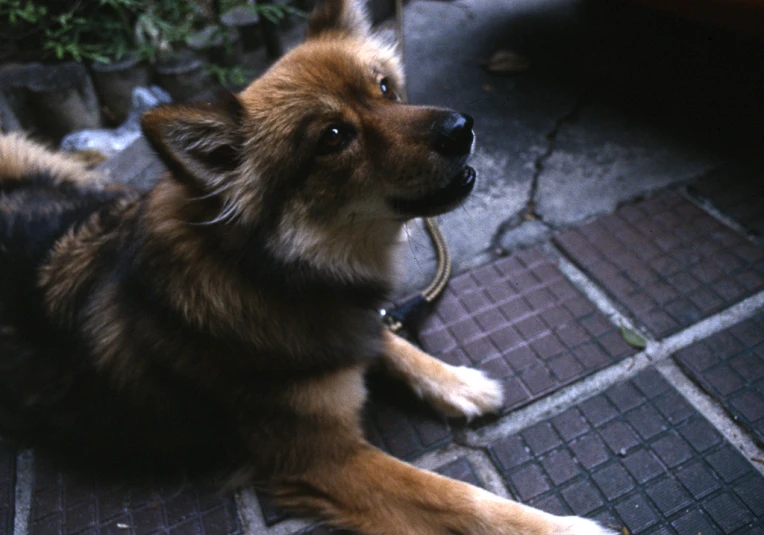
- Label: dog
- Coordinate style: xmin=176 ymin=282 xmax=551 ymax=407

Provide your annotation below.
xmin=0 ymin=0 xmax=615 ymax=533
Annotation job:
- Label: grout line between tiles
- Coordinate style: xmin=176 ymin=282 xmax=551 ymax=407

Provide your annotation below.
xmin=656 ymin=359 xmax=764 ymax=477
xmin=462 ymin=255 xmax=764 ymax=447
xmin=236 ymin=486 xmax=311 ymax=535
xmin=12 ymin=450 xmax=33 ymax=535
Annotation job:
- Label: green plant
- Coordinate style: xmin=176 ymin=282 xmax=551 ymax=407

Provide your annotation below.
xmin=0 ymin=0 xmax=140 ymax=62
xmin=0 ymin=0 xmax=306 ymax=65
xmin=219 ymin=0 xmax=306 ymax=24
xmin=206 ymin=64 xmax=252 ymax=88
xmin=134 ymin=1 xmax=206 ymax=62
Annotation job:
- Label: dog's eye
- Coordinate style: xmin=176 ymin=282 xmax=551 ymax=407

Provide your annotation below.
xmin=316 ymin=125 xmax=354 ymax=155
xmin=379 ymin=77 xmax=397 ymax=100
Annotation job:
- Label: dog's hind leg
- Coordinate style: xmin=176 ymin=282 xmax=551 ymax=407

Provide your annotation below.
xmin=380 ymin=331 xmax=503 ymax=420
xmin=0 ymin=133 xmax=103 ymax=187
xmin=274 ymin=359 xmax=613 ymax=534
xmin=274 ymin=441 xmax=614 ymax=535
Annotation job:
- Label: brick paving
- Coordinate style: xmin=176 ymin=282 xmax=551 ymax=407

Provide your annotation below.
xmin=417 ymin=248 xmax=636 ymax=413
xmin=690 ymin=164 xmax=764 ymax=243
xmin=487 ymin=369 xmax=764 ymax=534
xmin=556 ymin=192 xmax=764 ymax=338
xmin=3 ymin=140 xmax=764 ymax=534
xmin=674 ymin=311 xmax=764 ymax=444
xmin=27 ymin=458 xmax=241 ymax=535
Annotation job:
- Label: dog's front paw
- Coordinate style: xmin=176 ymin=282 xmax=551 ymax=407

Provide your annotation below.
xmin=553 ymin=516 xmax=619 ymax=535
xmin=416 ymin=365 xmax=504 ymax=420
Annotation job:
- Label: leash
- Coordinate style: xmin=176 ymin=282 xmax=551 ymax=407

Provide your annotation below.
xmin=381 ymin=0 xmax=452 ymax=334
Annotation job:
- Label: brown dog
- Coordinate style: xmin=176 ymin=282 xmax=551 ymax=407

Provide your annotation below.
xmin=0 ymin=0 xmax=615 ymax=533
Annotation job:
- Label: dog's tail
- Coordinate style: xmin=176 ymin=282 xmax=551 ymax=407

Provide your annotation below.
xmin=0 ymin=133 xmax=103 ymax=187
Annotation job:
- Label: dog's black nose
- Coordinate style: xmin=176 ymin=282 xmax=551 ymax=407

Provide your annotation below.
xmin=432 ymin=113 xmax=474 ymax=157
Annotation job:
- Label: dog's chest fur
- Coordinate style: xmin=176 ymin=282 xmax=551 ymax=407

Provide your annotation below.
xmin=0 ymin=173 xmax=388 ymax=474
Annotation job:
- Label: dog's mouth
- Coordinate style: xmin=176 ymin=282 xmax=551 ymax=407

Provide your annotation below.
xmin=388 ymin=166 xmax=476 ymax=218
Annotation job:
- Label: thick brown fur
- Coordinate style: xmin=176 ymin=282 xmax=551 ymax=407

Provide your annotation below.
xmin=0 ymin=1 xmax=614 ymax=533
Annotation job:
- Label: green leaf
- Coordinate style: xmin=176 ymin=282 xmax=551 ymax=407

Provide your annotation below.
xmin=620 ymin=326 xmax=647 ymax=349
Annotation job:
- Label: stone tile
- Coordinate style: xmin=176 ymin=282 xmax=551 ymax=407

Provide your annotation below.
xmin=674 ymin=311 xmax=764 ymax=443
xmin=418 ymin=247 xmax=636 ymax=415
xmin=486 ymin=369 xmax=764 ymax=534
xmin=522 ymin=423 xmax=563 ymax=456
xmin=550 ymin=408 xmax=591 ymax=442
xmin=488 ymin=435 xmax=533 ymax=471
xmin=644 ymin=478 xmax=693 ymax=517
xmin=361 ymin=374 xmax=453 ymax=462
xmin=28 ymin=458 xmax=242 ymax=535
xmin=561 ymin=479 xmax=605 ymax=516
xmin=650 ymin=432 xmax=694 ymax=469
xmin=592 ymin=463 xmax=636 ymax=501
xmin=703 ymin=491 xmax=751 ymax=533
xmin=689 ymin=163 xmax=764 ymax=242
xmin=615 ymin=494 xmax=660 ymax=533
xmin=556 ymin=192 xmax=764 ymax=338
xmin=434 ymin=458 xmax=483 ymax=487
xmin=509 ymin=464 xmax=551 ymax=502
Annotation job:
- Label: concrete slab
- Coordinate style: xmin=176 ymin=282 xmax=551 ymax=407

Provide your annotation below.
xmin=395 ymin=0 xmax=764 ymax=295
xmin=534 ymin=103 xmax=715 ymax=227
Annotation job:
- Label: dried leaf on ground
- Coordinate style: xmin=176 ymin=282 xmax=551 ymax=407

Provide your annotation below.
xmin=485 ymin=49 xmax=531 ymax=75
xmin=620 ymin=326 xmax=647 ymax=349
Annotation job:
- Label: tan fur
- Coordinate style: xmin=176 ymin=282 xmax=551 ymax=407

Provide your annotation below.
xmin=274 ymin=437 xmax=597 ymax=535
xmin=0 ymin=0 xmax=615 ymax=532
xmin=382 ymin=331 xmax=504 ymax=420
xmin=39 ymin=199 xmax=137 ymax=327
xmin=0 ymin=133 xmax=103 ymax=186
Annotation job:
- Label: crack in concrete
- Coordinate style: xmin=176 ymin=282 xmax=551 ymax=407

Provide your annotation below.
xmin=526 ymin=99 xmax=584 ymax=220
xmin=488 ymin=94 xmax=587 ymax=256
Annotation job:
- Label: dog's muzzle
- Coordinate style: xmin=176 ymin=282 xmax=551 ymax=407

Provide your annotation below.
xmin=432 ymin=113 xmax=474 ymax=158
xmin=388 ymin=165 xmax=476 ymax=218
xmin=388 ymin=112 xmax=476 ymax=218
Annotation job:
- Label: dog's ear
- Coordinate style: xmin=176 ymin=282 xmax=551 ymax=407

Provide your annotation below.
xmin=306 ymin=0 xmax=371 ymax=40
xmin=141 ymin=92 xmax=243 ymax=188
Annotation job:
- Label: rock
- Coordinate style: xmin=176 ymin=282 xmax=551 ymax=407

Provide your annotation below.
xmin=0 ymin=62 xmax=102 ymax=141
xmin=60 ymin=86 xmax=171 ymax=157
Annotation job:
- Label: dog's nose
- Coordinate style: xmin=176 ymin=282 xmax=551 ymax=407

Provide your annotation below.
xmin=432 ymin=113 xmax=474 ymax=157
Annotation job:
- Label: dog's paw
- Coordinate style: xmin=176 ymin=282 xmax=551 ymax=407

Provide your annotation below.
xmin=553 ymin=516 xmax=619 ymax=535
xmin=416 ymin=365 xmax=504 ymax=420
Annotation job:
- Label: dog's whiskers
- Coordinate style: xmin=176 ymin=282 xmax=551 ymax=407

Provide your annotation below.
xmin=188 ymin=201 xmax=240 ymax=226
xmin=185 ymin=185 xmax=230 ymax=203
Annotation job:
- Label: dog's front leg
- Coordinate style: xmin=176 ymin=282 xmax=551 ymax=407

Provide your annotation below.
xmin=380 ymin=331 xmax=503 ymax=420
xmin=273 ymin=443 xmax=614 ymax=535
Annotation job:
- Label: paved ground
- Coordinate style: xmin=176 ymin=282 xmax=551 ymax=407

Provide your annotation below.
xmin=3 ymin=0 xmax=764 ymax=534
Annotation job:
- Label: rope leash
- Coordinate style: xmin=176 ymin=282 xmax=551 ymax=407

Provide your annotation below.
xmin=381 ymin=0 xmax=452 ymax=334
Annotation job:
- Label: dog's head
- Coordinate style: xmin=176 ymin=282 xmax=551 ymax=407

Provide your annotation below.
xmin=141 ymin=0 xmax=475 ymax=278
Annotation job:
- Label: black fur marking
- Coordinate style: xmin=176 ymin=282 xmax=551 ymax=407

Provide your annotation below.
xmin=0 ymin=173 xmax=124 ymax=333
xmin=142 ymin=91 xmax=245 ymax=193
